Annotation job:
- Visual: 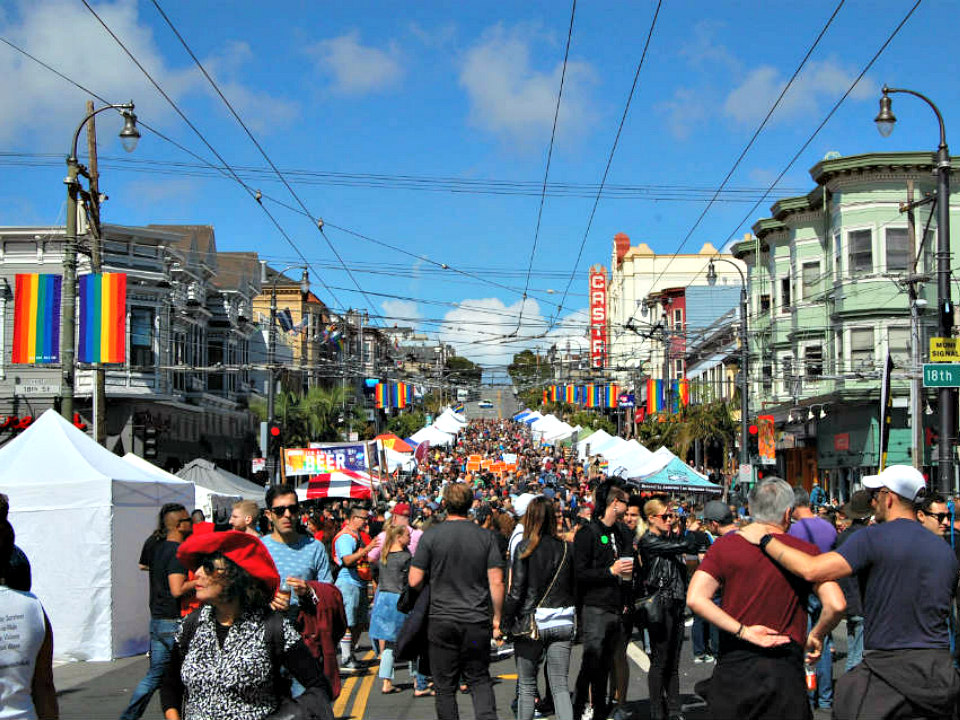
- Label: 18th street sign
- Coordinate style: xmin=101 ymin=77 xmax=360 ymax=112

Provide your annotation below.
xmin=923 ymin=363 xmax=960 ymax=387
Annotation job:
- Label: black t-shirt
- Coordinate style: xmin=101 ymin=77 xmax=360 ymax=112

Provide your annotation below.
xmin=139 ymin=534 xmax=162 ymax=568
xmin=836 ymin=518 xmax=959 ymax=650
xmin=412 ymin=518 xmax=504 ymax=624
xmin=148 ymin=540 xmax=187 ymax=619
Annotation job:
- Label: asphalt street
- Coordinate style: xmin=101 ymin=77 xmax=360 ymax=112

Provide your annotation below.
xmin=53 ymin=620 xmax=841 ymax=719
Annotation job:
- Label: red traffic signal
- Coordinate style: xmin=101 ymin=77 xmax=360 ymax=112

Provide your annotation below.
xmin=269 ymin=424 xmax=281 ymax=438
xmin=749 ymin=424 xmax=758 ymax=435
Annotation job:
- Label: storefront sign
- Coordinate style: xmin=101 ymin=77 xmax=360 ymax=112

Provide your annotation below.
xmin=834 ymin=433 xmax=850 ymax=451
xmin=14 ymin=377 xmax=61 ymax=396
xmin=589 ymin=266 xmax=607 ymax=368
xmin=758 ymin=414 xmax=776 ymax=464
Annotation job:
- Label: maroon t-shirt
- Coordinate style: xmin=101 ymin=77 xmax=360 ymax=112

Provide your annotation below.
xmin=697 ymin=532 xmax=818 ymax=647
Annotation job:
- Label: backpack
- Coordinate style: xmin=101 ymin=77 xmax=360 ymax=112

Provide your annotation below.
xmin=331 ymin=528 xmax=373 ymax=582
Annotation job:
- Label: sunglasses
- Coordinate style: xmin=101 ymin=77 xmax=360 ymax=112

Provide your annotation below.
xmin=198 ymin=558 xmax=226 ymax=575
xmin=926 ymin=512 xmax=950 ymax=524
xmin=270 ymin=503 xmax=301 ymax=516
xmin=652 ymin=512 xmax=676 ymax=520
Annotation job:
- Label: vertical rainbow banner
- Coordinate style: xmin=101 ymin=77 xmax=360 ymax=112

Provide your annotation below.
xmin=604 ymin=384 xmax=619 ymax=408
xmin=564 ymin=385 xmax=574 ymax=404
xmin=12 ymin=274 xmax=62 ymax=364
xmin=586 ymin=384 xmax=597 ymax=408
xmin=375 ymin=383 xmax=386 ymax=409
xmin=78 ymin=273 xmax=126 ymax=363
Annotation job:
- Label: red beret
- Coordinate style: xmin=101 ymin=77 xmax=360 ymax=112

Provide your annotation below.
xmin=177 ymin=531 xmax=280 ymax=597
xmin=392 ymin=502 xmax=411 ymax=516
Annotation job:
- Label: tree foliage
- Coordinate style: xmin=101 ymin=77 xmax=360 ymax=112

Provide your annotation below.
xmin=249 ymin=385 xmax=366 ymax=445
xmin=446 ymin=355 xmax=482 ymax=386
xmin=508 ymin=350 xmax=545 ymax=388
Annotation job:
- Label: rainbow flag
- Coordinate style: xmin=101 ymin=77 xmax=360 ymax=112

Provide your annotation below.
xmin=375 ymin=383 xmax=386 ymax=409
xmin=78 ymin=273 xmax=126 ymax=364
xmin=564 ymin=385 xmax=574 ymax=404
xmin=549 ymin=386 xmax=558 ymax=403
xmin=586 ymin=384 xmax=597 ymax=408
xmin=12 ymin=274 xmax=61 ymax=364
xmin=604 ymin=384 xmax=619 ymax=408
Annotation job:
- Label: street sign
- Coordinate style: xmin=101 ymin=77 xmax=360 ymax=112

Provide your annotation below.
xmin=923 ymin=363 xmax=960 ymax=387
xmin=929 ymin=337 xmax=960 ymax=362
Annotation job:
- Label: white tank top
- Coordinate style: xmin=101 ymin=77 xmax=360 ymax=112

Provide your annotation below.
xmin=0 ymin=587 xmax=47 ymax=720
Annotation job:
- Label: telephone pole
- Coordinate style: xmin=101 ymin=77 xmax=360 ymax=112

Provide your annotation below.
xmin=86 ymin=101 xmax=107 ymax=445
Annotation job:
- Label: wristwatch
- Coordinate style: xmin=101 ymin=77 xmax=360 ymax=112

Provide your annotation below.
xmin=758 ymin=533 xmax=775 ymax=555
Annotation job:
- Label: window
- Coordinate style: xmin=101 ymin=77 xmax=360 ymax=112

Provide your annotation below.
xmin=850 ymin=328 xmax=875 ymax=369
xmin=801 ymin=262 xmax=820 ymax=299
xmin=674 ymin=358 xmax=684 ymax=379
xmin=130 ymin=308 xmax=155 ymax=368
xmin=762 ymin=364 xmax=773 ymax=394
xmin=848 ymin=229 xmax=873 ymax=274
xmin=760 ymin=294 xmax=771 ymax=313
xmin=673 ymin=308 xmax=683 ymax=328
xmin=888 ymin=327 xmax=911 ymax=364
xmin=782 ymin=356 xmax=793 ymax=380
xmin=780 ymin=277 xmax=792 ymax=313
xmin=885 ymin=228 xmax=910 ymax=272
xmin=805 ymin=346 xmax=823 ymax=379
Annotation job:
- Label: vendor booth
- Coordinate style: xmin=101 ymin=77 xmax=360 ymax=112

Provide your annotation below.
xmin=176 ymin=458 xmax=264 ymax=523
xmin=1 ymin=410 xmax=194 ymax=661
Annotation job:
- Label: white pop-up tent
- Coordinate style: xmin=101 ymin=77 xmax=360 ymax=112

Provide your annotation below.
xmin=176 ymin=458 xmax=264 ymax=523
xmin=1 ymin=410 xmax=194 ymax=661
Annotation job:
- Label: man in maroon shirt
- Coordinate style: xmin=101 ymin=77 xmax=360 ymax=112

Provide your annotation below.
xmin=687 ymin=478 xmax=845 ymax=720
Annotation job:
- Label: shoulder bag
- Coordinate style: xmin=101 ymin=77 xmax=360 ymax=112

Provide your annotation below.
xmin=507 ymin=541 xmax=567 ymax=642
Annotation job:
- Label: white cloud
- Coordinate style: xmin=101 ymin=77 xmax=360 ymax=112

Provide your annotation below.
xmin=459 ymin=23 xmax=596 ymax=148
xmin=408 ymin=21 xmax=457 ymax=49
xmin=679 ymin=21 xmax=741 ymax=74
xmin=656 ymin=87 xmax=713 ymax=141
xmin=0 ymin=0 xmax=297 ymax=148
xmin=725 ymin=60 xmax=874 ymax=126
xmin=381 ymin=299 xmax=422 ymax=327
xmin=124 ymin=176 xmax=197 ymax=208
xmin=439 ymin=296 xmax=546 ymax=368
xmin=545 ymin=308 xmax=589 ymax=353
xmin=306 ymin=32 xmax=403 ymax=96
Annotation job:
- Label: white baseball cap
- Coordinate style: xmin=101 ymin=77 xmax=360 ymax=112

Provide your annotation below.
xmin=861 ymin=464 xmax=926 ymax=501
xmin=513 ymin=492 xmax=541 ymax=518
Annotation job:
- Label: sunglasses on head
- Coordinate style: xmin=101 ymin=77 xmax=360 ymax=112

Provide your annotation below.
xmin=271 ymin=503 xmax=300 ymax=516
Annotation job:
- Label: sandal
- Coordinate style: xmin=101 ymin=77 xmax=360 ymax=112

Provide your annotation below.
xmin=381 ymin=686 xmax=402 ymax=695
xmin=414 ymin=689 xmax=436 ymax=697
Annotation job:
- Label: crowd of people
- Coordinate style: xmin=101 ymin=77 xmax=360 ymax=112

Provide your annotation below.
xmin=3 ymin=415 xmax=960 ymax=720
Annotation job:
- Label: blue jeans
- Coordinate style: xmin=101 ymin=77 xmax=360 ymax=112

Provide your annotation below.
xmin=515 ymin=624 xmax=575 ymax=720
xmin=411 ymin=657 xmax=431 ymax=691
xmin=120 ymin=617 xmax=179 ymax=720
xmin=692 ymin=615 xmax=715 ymax=658
xmin=807 ymin=599 xmax=833 ymax=709
xmin=845 ymin=616 xmax=864 ymax=671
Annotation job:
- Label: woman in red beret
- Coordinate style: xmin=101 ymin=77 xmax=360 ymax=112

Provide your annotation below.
xmin=160 ymin=531 xmax=332 ymax=720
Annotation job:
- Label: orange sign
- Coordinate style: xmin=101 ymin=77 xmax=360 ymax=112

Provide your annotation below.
xmin=758 ymin=415 xmax=775 ymax=463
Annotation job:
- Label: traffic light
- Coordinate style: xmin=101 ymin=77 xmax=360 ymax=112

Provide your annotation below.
xmin=748 ymin=423 xmax=759 ymax=460
xmin=144 ymin=427 xmax=159 ymax=459
xmin=267 ymin=420 xmax=283 ymax=456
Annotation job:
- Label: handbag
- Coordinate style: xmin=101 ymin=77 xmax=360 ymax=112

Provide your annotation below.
xmin=507 ymin=542 xmax=567 ymax=642
xmin=634 ymin=587 xmax=665 ymax=627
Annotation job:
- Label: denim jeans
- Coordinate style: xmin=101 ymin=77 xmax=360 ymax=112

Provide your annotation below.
xmin=515 ymin=624 xmax=574 ymax=720
xmin=120 ymin=617 xmax=179 ymax=720
xmin=845 ymin=616 xmax=864 ymax=671
xmin=428 ymin=618 xmax=497 ymax=720
xmin=411 ymin=657 xmax=431 ymax=691
xmin=807 ymin=598 xmax=833 ymax=709
xmin=691 ymin=615 xmax=715 ymax=657
xmin=379 ymin=643 xmax=396 ymax=680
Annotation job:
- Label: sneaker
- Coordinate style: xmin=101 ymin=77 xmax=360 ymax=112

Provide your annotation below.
xmin=581 ymin=707 xmax=594 ymax=720
xmin=693 ymin=655 xmax=705 ymax=664
xmin=339 ymin=658 xmax=361 ymax=673
xmin=610 ymin=706 xmax=633 ymax=720
xmin=703 ymin=654 xmax=716 ymax=663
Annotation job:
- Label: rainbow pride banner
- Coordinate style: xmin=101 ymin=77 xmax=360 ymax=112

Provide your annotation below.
xmin=12 ymin=274 xmax=61 ymax=364
xmin=78 ymin=273 xmax=126 ymax=364
xmin=374 ymin=381 xmax=410 ymax=409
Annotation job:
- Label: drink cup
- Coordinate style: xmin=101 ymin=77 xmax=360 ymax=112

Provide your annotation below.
xmin=277 ymin=580 xmax=292 ymax=604
xmin=619 ymin=558 xmax=633 ymax=581
xmin=804 ymin=663 xmax=817 ymax=691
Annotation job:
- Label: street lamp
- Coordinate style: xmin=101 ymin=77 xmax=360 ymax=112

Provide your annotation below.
xmin=61 ymin=102 xmax=139 ymax=420
xmin=707 ymin=258 xmax=750 ymax=477
xmin=262 ymin=263 xmax=310 ymax=484
xmin=876 ymin=85 xmax=954 ymax=493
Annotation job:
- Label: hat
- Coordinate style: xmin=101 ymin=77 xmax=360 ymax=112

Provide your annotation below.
xmin=177 ymin=531 xmax=280 ymax=597
xmin=861 ymin=464 xmax=926 ymax=502
xmin=702 ymin=500 xmax=733 ymax=525
xmin=513 ymin=492 xmax=541 ymax=518
xmin=392 ymin=502 xmax=411 ymax=516
xmin=542 ymin=487 xmax=557 ymax=500
xmin=841 ymin=490 xmax=874 ymax=520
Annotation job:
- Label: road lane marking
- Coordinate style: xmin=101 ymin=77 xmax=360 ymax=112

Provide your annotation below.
xmin=334 ymin=650 xmax=375 ymax=718
xmin=349 ymin=662 xmax=378 ymax=719
xmin=627 ymin=641 xmax=651 ymax=672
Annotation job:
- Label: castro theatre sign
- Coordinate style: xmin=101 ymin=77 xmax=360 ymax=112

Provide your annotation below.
xmin=589 ymin=265 xmax=607 ymax=368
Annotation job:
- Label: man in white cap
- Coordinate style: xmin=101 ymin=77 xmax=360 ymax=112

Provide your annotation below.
xmin=739 ymin=465 xmax=960 ymax=719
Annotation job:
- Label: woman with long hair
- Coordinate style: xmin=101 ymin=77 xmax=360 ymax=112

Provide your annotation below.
xmin=160 ymin=531 xmax=332 ymax=720
xmin=638 ymin=497 xmax=706 ymax=720
xmin=369 ymin=523 xmax=412 ymax=694
xmin=503 ymin=497 xmax=576 ymax=720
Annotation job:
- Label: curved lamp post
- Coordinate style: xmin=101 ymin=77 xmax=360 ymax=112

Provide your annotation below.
xmin=262 ymin=263 xmax=310 ymax=484
xmin=61 ymin=103 xmax=139 ymax=420
xmin=707 ymin=258 xmax=750 ymax=478
xmin=876 ymin=85 xmax=953 ymax=492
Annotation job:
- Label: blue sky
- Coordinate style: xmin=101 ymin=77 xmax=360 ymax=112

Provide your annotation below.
xmin=0 ymin=0 xmax=957 ymax=372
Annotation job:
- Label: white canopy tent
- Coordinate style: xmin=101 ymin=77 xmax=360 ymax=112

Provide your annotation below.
xmin=176 ymin=459 xmax=264 ymax=523
xmin=1 ymin=410 xmax=194 ymax=661
xmin=433 ymin=413 xmax=465 ymax=435
xmin=410 ymin=424 xmax=455 ymax=447
xmin=542 ymin=422 xmax=576 ymax=444
xmin=576 ymin=429 xmax=613 ymax=459
xmin=384 ymin=446 xmax=417 ymax=472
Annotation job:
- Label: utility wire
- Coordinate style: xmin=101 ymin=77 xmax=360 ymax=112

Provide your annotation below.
xmin=551 ymin=0 xmax=663 ymax=329
xmin=515 ymin=0 xmax=577 ymax=334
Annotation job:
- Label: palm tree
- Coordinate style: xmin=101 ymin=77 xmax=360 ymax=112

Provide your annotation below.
xmin=675 ymin=401 xmax=737 ymax=464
